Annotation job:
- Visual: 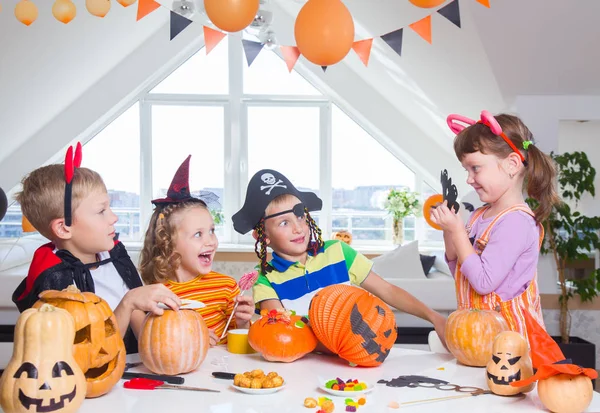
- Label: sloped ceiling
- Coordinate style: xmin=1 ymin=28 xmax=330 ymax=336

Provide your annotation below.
xmin=0 ymin=0 xmax=597 ymax=194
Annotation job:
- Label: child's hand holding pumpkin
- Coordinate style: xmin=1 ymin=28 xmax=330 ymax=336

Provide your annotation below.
xmin=234 ymin=295 xmax=254 ymax=329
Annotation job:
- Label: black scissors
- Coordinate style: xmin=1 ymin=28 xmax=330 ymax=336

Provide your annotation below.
xmin=122 ymin=362 xmax=185 ymax=385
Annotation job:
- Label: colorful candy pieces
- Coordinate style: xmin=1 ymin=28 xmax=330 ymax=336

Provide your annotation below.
xmin=325 ymin=378 xmax=368 ymax=392
xmin=344 ymin=396 xmax=367 ymax=411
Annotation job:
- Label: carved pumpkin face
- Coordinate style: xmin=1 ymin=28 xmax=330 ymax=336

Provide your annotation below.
xmin=33 ymin=286 xmax=126 ymax=398
xmin=332 ymin=230 xmax=352 ymax=245
xmin=248 ymin=309 xmax=318 ymax=362
xmin=486 ymin=331 xmax=534 ymax=396
xmin=309 ymin=284 xmax=397 ymax=367
xmin=0 ymin=304 xmax=86 ymax=413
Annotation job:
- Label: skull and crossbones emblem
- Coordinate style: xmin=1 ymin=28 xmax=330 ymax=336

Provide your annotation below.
xmin=260 ymin=173 xmax=287 ymax=195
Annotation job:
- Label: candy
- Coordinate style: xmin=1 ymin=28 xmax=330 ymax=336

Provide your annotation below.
xmin=321 ymin=400 xmax=334 ymax=413
xmin=238 ymin=271 xmax=259 ymax=291
xmin=358 ymin=398 xmax=366 ymax=405
xmin=303 ymin=398 xmax=317 ymax=408
xmin=388 ymin=401 xmax=400 ymax=409
xmin=346 ymin=407 xmax=357 ymax=412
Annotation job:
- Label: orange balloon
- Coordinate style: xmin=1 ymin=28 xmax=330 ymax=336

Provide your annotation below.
xmin=409 ymin=0 xmax=446 ymax=7
xmin=294 ymin=0 xmax=355 ymax=66
xmin=423 ymin=194 xmax=443 ymax=230
xmin=117 ymin=0 xmax=136 ymax=6
xmin=52 ymin=0 xmax=76 ymax=23
xmin=14 ymin=0 xmax=38 ymax=26
xmin=204 ymin=0 xmax=259 ymax=33
xmin=86 ymin=0 xmax=111 ymax=17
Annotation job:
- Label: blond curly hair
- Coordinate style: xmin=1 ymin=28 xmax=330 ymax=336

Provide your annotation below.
xmin=139 ymin=201 xmax=208 ymax=284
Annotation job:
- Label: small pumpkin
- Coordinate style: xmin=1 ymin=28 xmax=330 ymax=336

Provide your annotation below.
xmin=33 ymin=286 xmax=126 ymax=398
xmin=445 ymin=308 xmax=509 ymax=367
xmin=538 ymin=374 xmax=593 ymax=413
xmin=331 ymin=230 xmax=352 ymax=245
xmin=423 ymin=194 xmax=443 ymax=230
xmin=308 ymin=284 xmax=397 ymax=367
xmin=248 ymin=309 xmax=318 ymax=362
xmin=139 ymin=309 xmax=209 ymax=375
xmin=0 ymin=304 xmax=86 ymax=413
xmin=486 ymin=331 xmax=534 ymax=395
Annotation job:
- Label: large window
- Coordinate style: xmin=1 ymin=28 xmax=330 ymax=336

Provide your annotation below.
xmin=1 ymin=36 xmax=437 ymax=247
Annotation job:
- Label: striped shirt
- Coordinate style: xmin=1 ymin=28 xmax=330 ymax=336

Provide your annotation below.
xmin=253 ymin=240 xmax=373 ymax=316
xmin=164 ymin=271 xmax=240 ymax=344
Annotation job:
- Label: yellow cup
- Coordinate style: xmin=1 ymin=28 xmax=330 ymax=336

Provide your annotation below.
xmin=227 ymin=329 xmax=256 ymax=354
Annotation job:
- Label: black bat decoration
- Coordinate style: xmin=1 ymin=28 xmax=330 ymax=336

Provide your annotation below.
xmin=441 ymin=169 xmax=460 ymax=213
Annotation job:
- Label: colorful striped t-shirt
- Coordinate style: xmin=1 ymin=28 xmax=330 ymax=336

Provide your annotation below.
xmin=164 ymin=271 xmax=240 ymax=344
xmin=252 ymin=240 xmax=373 ymax=315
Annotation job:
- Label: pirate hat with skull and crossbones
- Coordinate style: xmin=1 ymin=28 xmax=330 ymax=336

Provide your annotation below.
xmin=232 ymin=169 xmax=322 ymax=234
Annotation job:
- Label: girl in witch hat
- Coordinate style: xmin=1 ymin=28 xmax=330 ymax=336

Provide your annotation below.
xmin=139 ymin=155 xmax=254 ymax=346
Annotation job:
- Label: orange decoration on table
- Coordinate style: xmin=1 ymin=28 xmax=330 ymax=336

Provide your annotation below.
xmin=204 ymin=0 xmax=259 ymax=33
xmin=139 ymin=308 xmax=209 ymax=375
xmin=14 ymin=0 xmax=38 ymax=26
xmin=52 ymin=0 xmax=76 ymax=23
xmin=445 ymin=308 xmax=509 ymax=367
xmin=33 ymin=286 xmax=126 ymax=398
xmin=409 ymin=0 xmax=446 ymax=8
xmin=294 ymin=0 xmax=355 ymax=66
xmin=86 ymin=0 xmax=111 ymax=17
xmin=309 ymin=284 xmax=397 ymax=367
xmin=423 ymin=194 xmax=443 ymax=230
xmin=248 ymin=309 xmax=317 ymax=362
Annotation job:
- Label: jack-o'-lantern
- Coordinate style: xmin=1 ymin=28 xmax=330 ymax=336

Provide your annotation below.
xmin=0 ymin=304 xmax=86 ymax=413
xmin=139 ymin=309 xmax=210 ymax=375
xmin=309 ymin=284 xmax=397 ymax=367
xmin=331 ymin=230 xmax=352 ymax=245
xmin=248 ymin=309 xmax=318 ymax=362
xmin=486 ymin=331 xmax=534 ymax=395
xmin=33 ymin=286 xmax=126 ymax=398
xmin=445 ymin=308 xmax=509 ymax=367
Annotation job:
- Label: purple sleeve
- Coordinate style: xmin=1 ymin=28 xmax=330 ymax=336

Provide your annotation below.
xmin=460 ymin=213 xmax=536 ymax=295
xmin=445 ymin=254 xmax=457 ymax=277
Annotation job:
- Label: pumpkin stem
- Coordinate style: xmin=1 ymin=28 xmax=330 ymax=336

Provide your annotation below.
xmin=38 ymin=303 xmax=57 ymax=312
xmin=64 ymin=285 xmax=82 ymax=293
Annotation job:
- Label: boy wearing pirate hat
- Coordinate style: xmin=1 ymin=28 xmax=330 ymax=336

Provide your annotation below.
xmin=12 ymin=143 xmax=181 ymax=353
xmin=233 ymin=169 xmax=448 ymax=345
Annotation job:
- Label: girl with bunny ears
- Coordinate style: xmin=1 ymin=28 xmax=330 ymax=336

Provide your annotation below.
xmin=431 ymin=111 xmax=560 ymax=340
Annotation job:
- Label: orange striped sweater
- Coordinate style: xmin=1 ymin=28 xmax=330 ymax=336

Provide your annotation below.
xmin=164 ymin=271 xmax=240 ymax=344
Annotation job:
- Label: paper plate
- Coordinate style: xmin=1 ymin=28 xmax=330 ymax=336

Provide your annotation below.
xmin=319 ymin=382 xmax=374 ymax=397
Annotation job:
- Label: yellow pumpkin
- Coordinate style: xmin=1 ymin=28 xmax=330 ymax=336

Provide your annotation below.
xmin=445 ymin=308 xmax=509 ymax=367
xmin=538 ymin=374 xmax=593 ymax=413
xmin=331 ymin=230 xmax=352 ymax=245
xmin=0 ymin=304 xmax=86 ymax=413
xmin=485 ymin=331 xmax=534 ymax=395
xmin=33 ymin=286 xmax=126 ymax=398
xmin=139 ymin=309 xmax=210 ymax=375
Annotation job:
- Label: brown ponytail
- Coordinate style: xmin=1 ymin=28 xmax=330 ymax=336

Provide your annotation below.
xmin=525 ymin=144 xmax=561 ymax=223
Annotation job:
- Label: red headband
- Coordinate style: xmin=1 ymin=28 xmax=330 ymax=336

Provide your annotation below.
xmin=64 ymin=142 xmax=83 ymax=227
xmin=447 ymin=110 xmax=527 ymax=165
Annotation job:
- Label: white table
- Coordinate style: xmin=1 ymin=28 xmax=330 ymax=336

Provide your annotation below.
xmin=4 ymin=347 xmax=600 ymax=412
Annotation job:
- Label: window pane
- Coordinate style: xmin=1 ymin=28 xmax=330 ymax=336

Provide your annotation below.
xmin=0 ymin=201 xmax=24 ymax=239
xmin=243 ymin=49 xmax=321 ymax=95
xmin=331 ymin=105 xmax=415 ymax=243
xmin=247 ymin=106 xmax=320 ymax=194
xmin=150 ymin=41 xmax=228 ymax=95
xmin=85 ymin=103 xmax=141 ymax=241
xmin=151 ymin=105 xmax=225 ymax=238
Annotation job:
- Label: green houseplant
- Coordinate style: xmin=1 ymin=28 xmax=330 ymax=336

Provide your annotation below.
xmin=529 ymin=151 xmax=600 ymax=345
xmin=384 ymin=188 xmax=420 ymax=244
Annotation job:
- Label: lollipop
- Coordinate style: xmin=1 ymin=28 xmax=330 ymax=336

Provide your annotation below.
xmin=220 ymin=271 xmax=259 ymax=339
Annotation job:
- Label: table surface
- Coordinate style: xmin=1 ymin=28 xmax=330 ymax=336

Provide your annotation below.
xmin=2 ymin=346 xmax=599 ymax=413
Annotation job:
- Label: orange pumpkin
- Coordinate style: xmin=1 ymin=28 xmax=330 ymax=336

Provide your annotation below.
xmin=538 ymin=374 xmax=594 ymax=413
xmin=423 ymin=194 xmax=443 ymax=230
xmin=139 ymin=309 xmax=209 ymax=375
xmin=248 ymin=309 xmax=318 ymax=362
xmin=332 ymin=230 xmax=352 ymax=245
xmin=308 ymin=284 xmax=397 ymax=367
xmin=486 ymin=331 xmax=534 ymax=395
xmin=33 ymin=286 xmax=125 ymax=398
xmin=445 ymin=308 xmax=509 ymax=367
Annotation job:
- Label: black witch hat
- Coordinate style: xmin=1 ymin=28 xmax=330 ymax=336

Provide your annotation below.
xmin=151 ymin=155 xmax=220 ymax=209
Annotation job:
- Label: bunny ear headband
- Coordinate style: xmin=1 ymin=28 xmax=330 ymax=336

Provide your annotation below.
xmin=447 ymin=110 xmax=530 ymax=166
xmin=64 ymin=142 xmax=83 ymax=227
